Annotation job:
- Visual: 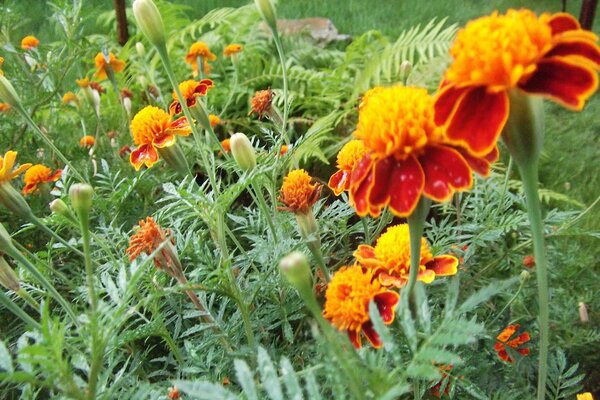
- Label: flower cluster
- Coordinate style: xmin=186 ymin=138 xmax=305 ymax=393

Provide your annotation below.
xmin=494 ymin=323 xmax=531 ymax=363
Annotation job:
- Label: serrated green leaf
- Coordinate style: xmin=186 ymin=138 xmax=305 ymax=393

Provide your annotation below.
xmin=457 ymin=277 xmax=518 ymax=315
xmin=173 ymin=380 xmax=237 ymax=400
xmin=280 ymin=357 xmax=303 ymax=400
xmin=234 ymin=359 xmax=258 ymax=400
xmin=0 ymin=339 xmax=13 ymax=373
xmin=257 ymin=346 xmax=284 ymax=400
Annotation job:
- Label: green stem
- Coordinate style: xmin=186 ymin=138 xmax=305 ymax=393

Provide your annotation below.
xmin=405 ymin=198 xmax=431 ymax=302
xmin=17 ymin=288 xmax=40 ymax=309
xmin=493 ymin=157 xmax=513 ymax=221
xmin=272 ymin=31 xmax=290 ymax=146
xmin=249 ymin=183 xmax=277 ymax=242
xmin=307 ymin=241 xmax=330 ymax=282
xmin=30 ymin=215 xmax=84 ymax=258
xmin=518 ymin=161 xmax=549 ymax=400
xmin=0 ymin=289 xmax=41 ymax=330
xmin=361 ymin=217 xmax=371 ymax=244
xmin=221 ymin=56 xmax=238 ymax=116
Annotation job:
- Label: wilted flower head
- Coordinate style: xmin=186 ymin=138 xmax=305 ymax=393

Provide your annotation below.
xmin=169 ymin=79 xmax=214 ymax=115
xmin=120 ymin=88 xmax=133 ymax=99
xmin=79 ymin=135 xmax=95 ymax=148
xmin=278 ymin=169 xmax=322 ymax=214
xmin=224 ymin=44 xmax=243 ymax=57
xmin=20 ymin=35 xmax=40 ymax=50
xmin=126 ymin=217 xmax=175 ymax=270
xmin=249 ymin=88 xmax=273 ymax=119
xmin=0 ymin=151 xmax=31 ymax=183
xmin=94 ymin=52 xmax=125 ymax=81
xmin=323 ymin=264 xmax=399 ymax=348
xmin=329 ymin=139 xmax=367 ymax=195
xmin=89 ymin=81 xmax=105 ymax=95
xmin=494 ymin=323 xmax=531 ymax=363
xmin=22 ymin=164 xmax=62 ymax=195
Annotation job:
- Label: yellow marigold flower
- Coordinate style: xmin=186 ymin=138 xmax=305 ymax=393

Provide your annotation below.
xmin=126 ymin=216 xmax=175 ymax=270
xmin=354 ymin=224 xmax=458 ymax=287
xmin=323 ymin=265 xmax=399 ymax=349
xmin=278 ymin=169 xmax=322 ymax=214
xmin=80 ymin=135 xmax=95 ymax=148
xmin=168 ymin=79 xmax=214 ymax=115
xmin=249 ymin=88 xmax=273 ymax=119
xmin=435 ymin=9 xmax=600 ymax=157
xmin=20 ymin=35 xmax=40 ymax=50
xmin=22 ymin=164 xmax=62 ymax=195
xmin=94 ymin=52 xmax=125 ymax=81
xmin=0 ymin=103 xmax=11 ymax=112
xmin=577 ymin=393 xmax=594 ymax=400
xmin=0 ymin=151 xmax=31 ymax=183
xmin=76 ymin=77 xmax=90 ymax=88
xmin=328 ymin=139 xmax=367 ymax=195
xmin=129 ymin=106 xmax=192 ymax=170
xmin=62 ymin=91 xmax=79 ymax=106
xmin=223 ymin=44 xmax=243 ymax=57
xmin=209 ymin=114 xmax=220 ymax=127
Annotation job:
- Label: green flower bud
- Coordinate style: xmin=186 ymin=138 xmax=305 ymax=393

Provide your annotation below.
xmin=254 ymin=0 xmax=277 ymax=31
xmin=0 ymin=222 xmax=14 ymax=253
xmin=0 ymin=256 xmax=20 ymax=292
xmin=69 ymin=183 xmax=94 ymax=215
xmin=49 ymin=199 xmax=75 ymax=220
xmin=230 ymin=133 xmax=257 ymax=172
xmin=0 ymin=75 xmax=22 ymax=107
xmin=0 ymin=183 xmax=33 ymax=219
xmin=519 ymin=270 xmax=531 ymax=282
xmin=279 ymin=251 xmax=312 ymax=292
xmin=136 ymin=42 xmax=146 ymax=57
xmin=133 ymin=0 xmax=166 ymax=47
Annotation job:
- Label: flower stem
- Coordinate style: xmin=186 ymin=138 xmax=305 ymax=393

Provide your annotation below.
xmin=272 ymin=31 xmax=290 ymax=146
xmin=517 ymin=160 xmax=549 ymax=400
xmin=0 ymin=289 xmax=41 ymax=330
xmin=405 ymin=197 xmax=431 ymax=303
xmin=29 ymin=214 xmax=84 ymax=258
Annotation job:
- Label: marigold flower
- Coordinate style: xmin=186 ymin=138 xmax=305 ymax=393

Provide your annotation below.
xmin=169 ymin=79 xmax=214 ymax=115
xmin=0 ymin=56 xmax=4 ymax=76
xmin=354 ymin=224 xmax=458 ymax=287
xmin=220 ymin=138 xmax=231 ymax=153
xmin=209 ymin=114 xmax=220 ymax=127
xmin=94 ymin=52 xmax=125 ymax=81
xmin=129 ymin=106 xmax=192 ymax=170
xmin=430 ymin=365 xmax=454 ymax=398
xmin=20 ymin=35 xmax=39 ymax=50
xmin=278 ymin=169 xmax=322 ymax=214
xmin=22 ymin=164 xmax=62 ymax=195
xmin=62 ymin=91 xmax=79 ymax=106
xmin=323 ymin=265 xmax=399 ymax=348
xmin=76 ymin=77 xmax=90 ymax=88
xmin=249 ymin=88 xmax=273 ymax=119
xmin=348 ymin=85 xmax=497 ymax=218
xmin=80 ymin=135 xmax=95 ymax=148
xmin=185 ymin=41 xmax=216 ymax=74
xmin=0 ymin=103 xmax=11 ymax=112
xmin=224 ymin=44 xmax=243 ymax=57
xmin=577 ymin=393 xmax=594 ymax=400
xmin=167 ymin=386 xmax=181 ymax=400
xmin=119 ymin=145 xmax=132 ymax=158
xmin=329 ymin=139 xmax=367 ymax=195
xmin=279 ymin=144 xmax=289 ymax=156
xmin=0 ymin=151 xmax=31 ymax=183
xmin=126 ymin=217 xmax=175 ymax=268
xmin=434 ymin=10 xmax=600 ymax=157
xmin=494 ymin=323 xmax=531 ymax=363
xmin=523 ymin=255 xmax=535 ymax=268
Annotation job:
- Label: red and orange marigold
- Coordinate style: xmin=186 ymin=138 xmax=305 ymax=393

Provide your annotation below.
xmin=80 ymin=135 xmax=95 ymax=148
xmin=278 ymin=169 xmax=322 ymax=214
xmin=20 ymin=35 xmax=40 ymax=50
xmin=323 ymin=264 xmax=399 ymax=349
xmin=94 ymin=52 xmax=125 ymax=81
xmin=126 ymin=217 xmax=175 ymax=270
xmin=434 ymin=9 xmax=600 ymax=157
xmin=22 ymin=164 xmax=62 ymax=195
xmin=249 ymin=89 xmax=273 ymax=119
xmin=129 ymin=106 xmax=192 ymax=170
xmin=169 ymin=79 xmax=214 ymax=115
xmin=494 ymin=323 xmax=531 ymax=363
xmin=354 ymin=224 xmax=458 ymax=288
xmin=328 ymin=139 xmax=367 ymax=195
xmin=348 ymin=85 xmax=497 ymax=218
xmin=185 ymin=42 xmax=216 ymax=75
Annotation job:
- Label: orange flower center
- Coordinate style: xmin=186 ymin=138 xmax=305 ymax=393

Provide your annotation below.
xmin=130 ymin=106 xmax=171 ymax=146
xmin=445 ymin=9 xmax=553 ymax=89
xmin=279 ymin=169 xmax=319 ymax=212
xmin=336 ymin=139 xmax=367 ymax=171
xmin=323 ymin=265 xmax=384 ymax=331
xmin=374 ymin=224 xmax=433 ymax=276
xmin=24 ymin=164 xmax=52 ymax=185
xmin=354 ymin=85 xmax=441 ymax=160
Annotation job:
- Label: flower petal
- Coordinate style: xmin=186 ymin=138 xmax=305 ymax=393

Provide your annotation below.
xmin=361 ymin=321 xmax=382 ymax=348
xmin=378 ymin=273 xmax=405 ymax=288
xmin=130 ymin=144 xmax=159 ymax=171
xmin=547 ymin=38 xmax=600 ymax=69
xmin=374 ymin=292 xmax=399 ymax=323
xmin=168 ymin=101 xmax=181 ymax=116
xmin=353 ymin=245 xmax=383 ymax=268
xmin=455 ymin=146 xmax=499 ymax=177
xmin=328 ymin=170 xmax=349 ymax=196
xmin=49 ymin=169 xmax=63 ymax=182
xmin=374 ymin=156 xmax=424 ymax=217
xmin=348 ymin=329 xmax=361 ymax=349
xmin=426 ymin=255 xmax=459 ymax=277
xmin=167 ymin=116 xmax=192 ymax=136
xmin=519 ymin=57 xmax=598 ymax=110
xmin=548 ymin=12 xmax=580 ymax=35
xmin=349 ymin=156 xmax=375 ymax=217
xmin=444 ymin=87 xmax=509 ymax=157
xmin=417 ymin=268 xmax=436 ymax=284
xmin=153 ymin=134 xmax=176 ymax=149
xmin=22 ymin=183 xmax=36 ymax=194
xmin=433 ymin=85 xmax=469 ymax=126
xmin=419 ymin=145 xmax=473 ymax=202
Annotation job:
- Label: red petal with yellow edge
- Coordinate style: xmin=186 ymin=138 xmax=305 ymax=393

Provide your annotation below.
xmin=546 ymin=39 xmax=600 ymax=69
xmin=433 ymin=85 xmax=469 ymax=126
xmin=419 ymin=145 xmax=472 ymax=202
xmin=426 ymin=255 xmax=458 ymax=277
xmin=130 ymin=144 xmax=159 ymax=171
xmin=384 ymin=156 xmax=425 ymax=217
xmin=445 ymin=87 xmax=508 ymax=157
xmin=349 ymin=156 xmax=375 ymax=217
xmin=348 ymin=330 xmax=361 ymax=349
xmin=353 ymin=245 xmax=382 ymax=267
xmin=328 ymin=170 xmax=349 ymax=195
xmin=456 ymin=146 xmax=498 ymax=177
xmin=22 ymin=183 xmax=36 ymax=194
xmin=378 ymin=273 xmax=405 ymax=288
xmin=349 ymin=154 xmax=372 ymax=187
xmin=417 ymin=268 xmax=436 ymax=284
xmin=362 ymin=321 xmax=382 ymax=348
xmin=548 ymin=13 xmax=580 ymax=35
xmin=153 ymin=134 xmax=176 ymax=149
xmin=168 ymin=117 xmax=192 ymax=136
xmin=374 ymin=291 xmax=399 ymax=323
xmin=519 ymin=57 xmax=598 ymax=110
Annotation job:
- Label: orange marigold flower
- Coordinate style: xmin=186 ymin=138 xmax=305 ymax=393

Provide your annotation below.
xmin=129 ymin=106 xmax=192 ymax=170
xmin=348 ymin=85 xmax=498 ymax=218
xmin=62 ymin=91 xmax=79 ymax=105
xmin=209 ymin=114 xmax=220 ymax=127
xmin=329 ymin=139 xmax=367 ymax=195
xmin=220 ymin=138 xmax=231 ymax=153
xmin=249 ymin=89 xmax=273 ymax=119
xmin=20 ymin=35 xmax=40 ymax=50
xmin=279 ymin=144 xmax=289 ymax=156
xmin=94 ymin=52 xmax=125 ymax=81
xmin=0 ymin=103 xmax=11 ymax=112
xmin=494 ymin=323 xmax=531 ymax=363
xmin=434 ymin=9 xmax=600 ymax=157
xmin=278 ymin=169 xmax=322 ymax=214
xmin=354 ymin=224 xmax=458 ymax=288
xmin=80 ymin=135 xmax=95 ymax=148
xmin=523 ymin=255 xmax=535 ymax=268
xmin=186 ymin=41 xmax=216 ymax=74
xmin=224 ymin=44 xmax=243 ymax=57
xmin=0 ymin=151 xmax=31 ymax=183
xmin=168 ymin=79 xmax=214 ymax=115
xmin=22 ymin=164 xmax=62 ymax=195
xmin=76 ymin=77 xmax=90 ymax=88
xmin=126 ymin=217 xmax=175 ymax=270
xmin=323 ymin=265 xmax=399 ymax=349
xmin=577 ymin=393 xmax=594 ymax=400
xmin=167 ymin=386 xmax=180 ymax=399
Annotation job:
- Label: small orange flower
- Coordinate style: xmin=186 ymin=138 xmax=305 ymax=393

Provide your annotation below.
xmin=348 ymin=85 xmax=497 ymax=218
xmin=224 ymin=44 xmax=243 ymax=57
xmin=323 ymin=265 xmax=399 ymax=348
xmin=494 ymin=323 xmax=531 ymax=363
xmin=249 ymin=89 xmax=273 ymax=119
xmin=523 ymin=255 xmax=535 ymax=268
xmin=209 ymin=114 xmax=220 ymax=127
xmin=0 ymin=151 xmax=31 ymax=183
xmin=434 ymin=10 xmax=600 ymax=157
xmin=279 ymin=145 xmax=289 ymax=156
xmin=185 ymin=42 xmax=216 ymax=74
xmin=354 ymin=224 xmax=458 ymax=288
xmin=76 ymin=77 xmax=90 ymax=88
xmin=169 ymin=79 xmax=214 ymax=115
xmin=22 ymin=164 xmax=62 ymax=195
xmin=94 ymin=52 xmax=125 ymax=81
xmin=20 ymin=35 xmax=40 ymax=50
xmin=129 ymin=106 xmax=192 ymax=170
xmin=62 ymin=92 xmax=79 ymax=106
xmin=0 ymin=103 xmax=11 ymax=112
xmin=278 ymin=169 xmax=322 ymax=214
xmin=328 ymin=140 xmax=367 ymax=195
xmin=80 ymin=135 xmax=95 ymax=148
xmin=167 ymin=386 xmax=180 ymax=400
xmin=220 ymin=138 xmax=231 ymax=153
xmin=126 ymin=217 xmax=175 ymax=270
